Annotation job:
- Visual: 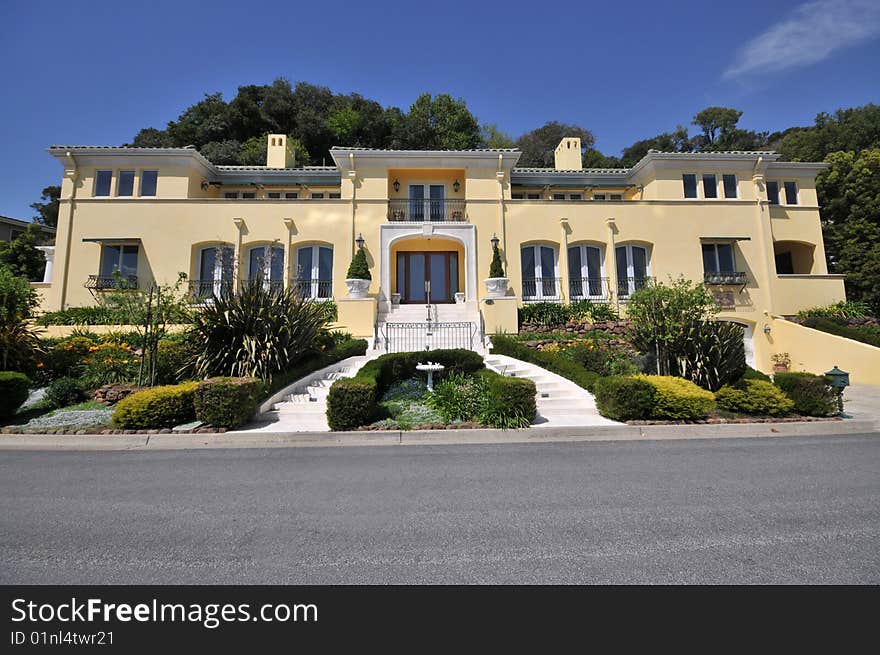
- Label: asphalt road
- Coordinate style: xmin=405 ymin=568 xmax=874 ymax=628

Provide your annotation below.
xmin=1 ymin=434 xmax=878 ymax=584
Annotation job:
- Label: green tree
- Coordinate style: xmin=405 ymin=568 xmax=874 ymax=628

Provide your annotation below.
xmin=480 ymin=123 xmax=515 ymax=149
xmin=780 ymin=104 xmax=880 ymax=162
xmin=130 ymin=127 xmax=173 ymax=148
xmin=0 ymin=223 xmax=46 ymax=281
xmin=515 ymin=121 xmax=595 ymax=167
xmin=0 ymin=264 xmax=40 ymax=372
xmin=166 ymin=92 xmax=230 ymax=148
xmin=199 ymin=139 xmax=243 ymax=165
xmin=691 ymin=106 xmax=767 ymax=151
xmin=30 ymin=185 xmax=60 ymax=228
xmin=395 ymin=93 xmax=482 ymax=150
xmin=582 ymin=148 xmax=622 ymax=168
xmin=620 ymin=126 xmax=692 ymax=166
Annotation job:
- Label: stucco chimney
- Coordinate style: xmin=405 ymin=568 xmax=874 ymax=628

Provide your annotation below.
xmin=266 ymin=134 xmax=295 ymax=168
xmin=554 ymin=137 xmax=582 ymax=171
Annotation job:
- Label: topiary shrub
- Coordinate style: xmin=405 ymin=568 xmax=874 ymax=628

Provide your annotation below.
xmin=488 ymin=242 xmax=505 ymax=278
xmin=477 ymin=372 xmax=536 ymax=429
xmin=112 ymin=381 xmax=199 ymax=429
xmin=635 ymin=375 xmax=716 ymax=420
xmin=194 ymin=377 xmax=265 ymax=428
xmin=46 ymin=376 xmax=86 ymax=408
xmin=346 ymin=248 xmax=371 ymax=280
xmin=593 ymin=376 xmax=657 ymax=421
xmin=327 ymin=379 xmax=378 ymax=431
xmin=715 ymin=379 xmax=795 ymax=416
xmin=773 ymin=371 xmax=838 ymax=417
xmin=0 ymin=371 xmax=30 ymax=418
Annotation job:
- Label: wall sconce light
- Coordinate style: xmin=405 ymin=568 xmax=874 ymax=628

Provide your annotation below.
xmin=490 ymin=233 xmax=500 ymax=249
xmin=453 ymin=179 xmax=460 ymax=193
xmin=355 ymin=233 xmax=365 ymax=250
xmin=393 ymin=179 xmax=400 ymax=193
xmin=200 ymin=180 xmax=210 ymax=191
xmin=763 ymin=324 xmax=771 ymax=335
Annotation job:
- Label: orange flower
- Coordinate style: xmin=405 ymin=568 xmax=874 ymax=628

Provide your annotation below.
xmin=36 ymin=362 xmax=44 ymax=368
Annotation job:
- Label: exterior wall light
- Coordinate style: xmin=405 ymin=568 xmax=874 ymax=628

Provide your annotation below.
xmin=453 ymin=179 xmax=460 ymax=193
xmin=393 ymin=179 xmax=400 ymax=193
xmin=763 ymin=324 xmax=771 ymax=334
xmin=355 ymin=233 xmax=365 ymax=250
xmin=490 ymin=233 xmax=500 ymax=249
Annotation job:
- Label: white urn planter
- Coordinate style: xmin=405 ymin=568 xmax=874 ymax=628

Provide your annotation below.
xmin=345 ymin=278 xmax=370 ymax=299
xmin=484 ymin=277 xmax=509 ymax=298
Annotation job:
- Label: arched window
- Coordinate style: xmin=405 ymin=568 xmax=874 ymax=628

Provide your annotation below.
xmin=615 ymin=244 xmax=651 ymax=298
xmin=568 ymin=244 xmax=606 ymax=299
xmin=521 ymin=244 xmax=559 ymax=300
xmin=195 ymin=245 xmax=234 ymax=299
xmin=295 ymin=245 xmax=333 ymax=299
xmin=246 ymin=244 xmax=284 ymax=293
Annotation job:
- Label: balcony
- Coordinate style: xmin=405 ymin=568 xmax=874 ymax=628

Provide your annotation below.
xmin=616 ymin=277 xmax=652 ymax=299
xmin=387 ymin=199 xmax=466 ymax=222
xmin=522 ymin=278 xmax=562 ymax=301
xmin=704 ymin=271 xmax=747 ymax=286
xmin=85 ymin=274 xmax=137 ymax=291
xmin=189 ymin=279 xmax=233 ymax=301
xmin=292 ymin=278 xmax=333 ymax=300
xmin=568 ymin=277 xmax=610 ymax=301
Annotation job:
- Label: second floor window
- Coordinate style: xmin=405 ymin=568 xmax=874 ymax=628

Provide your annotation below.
xmin=95 ymin=170 xmax=112 ymax=197
xmin=140 ymin=170 xmax=158 ymax=196
xmin=766 ymin=181 xmax=780 ymax=205
xmin=683 ymin=174 xmax=698 ymax=198
xmin=784 ymin=181 xmax=798 ymax=205
xmin=702 ymin=243 xmax=735 ymax=273
xmin=702 ymin=174 xmax=718 ymax=199
xmin=722 ymin=174 xmax=738 ymax=198
xmin=100 ymin=244 xmax=138 ymax=280
xmin=118 ymin=171 xmax=135 ymax=196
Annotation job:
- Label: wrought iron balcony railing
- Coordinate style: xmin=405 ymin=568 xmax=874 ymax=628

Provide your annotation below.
xmin=85 ymin=274 xmax=137 ymax=291
xmin=568 ymin=277 xmax=610 ymax=301
xmin=522 ymin=277 xmax=562 ymax=301
xmin=387 ymin=199 xmax=466 ymax=222
xmin=240 ymin=278 xmax=284 ymax=294
xmin=189 ymin=279 xmax=234 ymax=301
xmin=293 ymin=278 xmax=333 ymax=300
xmin=704 ymin=271 xmax=747 ymax=286
xmin=616 ymin=276 xmax=652 ymax=299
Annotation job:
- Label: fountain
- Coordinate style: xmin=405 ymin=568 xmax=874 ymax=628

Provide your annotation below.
xmin=415 ymin=361 xmax=445 ymax=392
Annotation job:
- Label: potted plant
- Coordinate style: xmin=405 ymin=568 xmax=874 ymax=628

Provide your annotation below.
xmin=484 ymin=240 xmax=509 ymax=298
xmin=345 ymin=248 xmax=371 ymax=298
xmin=771 ymin=352 xmax=790 ymax=373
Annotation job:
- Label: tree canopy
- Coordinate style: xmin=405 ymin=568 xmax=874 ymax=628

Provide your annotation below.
xmin=30 ymin=185 xmax=60 ymax=227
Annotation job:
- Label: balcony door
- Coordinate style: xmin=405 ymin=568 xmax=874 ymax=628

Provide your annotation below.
xmin=397 ymin=251 xmax=458 ymax=304
xmin=409 ymin=184 xmax=446 ymax=221
xmin=616 ymin=244 xmax=649 ymax=298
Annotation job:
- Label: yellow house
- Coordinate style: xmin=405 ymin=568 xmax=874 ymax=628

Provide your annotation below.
xmin=42 ymin=135 xmax=855 ymax=376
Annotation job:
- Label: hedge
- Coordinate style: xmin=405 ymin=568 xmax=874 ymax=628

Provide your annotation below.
xmin=264 ymin=338 xmax=368 ymax=398
xmin=194 ymin=377 xmax=265 ymax=429
xmin=715 ymin=379 xmax=795 ymax=416
xmin=773 ymin=372 xmax=838 ymax=417
xmin=326 ymin=349 xmax=485 ymax=430
xmin=593 ymin=376 xmax=656 ymax=421
xmin=635 ymin=375 xmax=716 ymax=420
xmin=491 ymin=335 xmax=600 ymax=392
xmin=0 ymin=371 xmax=30 ymax=418
xmin=799 ymin=316 xmax=880 ymax=348
xmin=478 ymin=372 xmax=536 ymax=428
xmin=112 ymin=381 xmax=199 ymax=429
xmin=741 ymin=366 xmax=771 ymax=382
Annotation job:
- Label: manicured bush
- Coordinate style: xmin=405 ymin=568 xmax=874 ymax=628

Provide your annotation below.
xmin=112 ymin=381 xmax=199 ymax=429
xmin=346 ymin=248 xmax=371 ymax=280
xmin=46 ymin=376 xmax=86 ymax=409
xmin=326 ymin=349 xmax=485 ymax=430
xmin=636 ymin=375 xmax=716 ymax=420
xmin=489 ymin=242 xmax=505 ymax=278
xmin=593 ymin=376 xmax=657 ymax=421
xmin=773 ymin=371 xmax=838 ymax=417
xmin=0 ymin=371 xmax=30 ymax=418
xmin=491 ymin=335 xmax=600 ymax=391
xmin=478 ymin=372 xmax=536 ymax=429
xmin=715 ymin=379 xmax=795 ymax=416
xmin=194 ymin=377 xmax=265 ymax=428
xmin=741 ymin=366 xmax=771 ymax=382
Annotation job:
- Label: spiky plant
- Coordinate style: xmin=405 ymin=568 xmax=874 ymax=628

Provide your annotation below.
xmin=677 ymin=321 xmax=746 ymax=391
xmin=190 ymin=280 xmax=333 ymax=383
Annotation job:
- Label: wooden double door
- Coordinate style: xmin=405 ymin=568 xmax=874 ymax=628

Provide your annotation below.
xmin=396 ymin=251 xmax=459 ymax=303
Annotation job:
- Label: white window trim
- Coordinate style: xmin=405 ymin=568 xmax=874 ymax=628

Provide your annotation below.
xmin=294 ymin=245 xmax=334 ymax=300
xmin=568 ymin=243 xmax=606 ymax=299
xmin=100 ymin=242 xmax=139 ymax=278
xmin=245 ymin=244 xmax=285 ymax=287
xmin=521 ymin=243 xmax=560 ymax=301
xmin=616 ymin=244 xmax=651 ymax=297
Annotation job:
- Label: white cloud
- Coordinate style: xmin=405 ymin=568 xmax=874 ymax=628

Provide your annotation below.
xmin=723 ymin=0 xmax=880 ymax=80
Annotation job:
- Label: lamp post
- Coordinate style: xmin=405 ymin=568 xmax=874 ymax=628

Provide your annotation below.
xmin=355 ymin=233 xmax=365 ymax=250
xmin=490 ymin=233 xmax=500 ymax=250
xmin=825 ymin=365 xmax=850 ymax=416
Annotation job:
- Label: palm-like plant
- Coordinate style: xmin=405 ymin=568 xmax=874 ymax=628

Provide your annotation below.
xmin=190 ymin=280 xmax=333 ymax=383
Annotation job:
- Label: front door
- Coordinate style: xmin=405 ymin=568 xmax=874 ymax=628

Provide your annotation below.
xmin=397 ymin=251 xmax=458 ymax=303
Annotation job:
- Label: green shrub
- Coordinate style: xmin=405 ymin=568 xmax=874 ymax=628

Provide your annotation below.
xmin=677 ymin=321 xmax=747 ymax=391
xmin=477 ymin=372 xmax=536 ymax=428
xmin=773 ymin=372 xmax=838 ymax=417
xmin=799 ymin=316 xmax=880 ymax=348
xmin=46 ymin=377 xmax=86 ymax=408
xmin=491 ymin=335 xmax=600 ymax=391
xmin=35 ymin=306 xmax=132 ymax=326
xmin=82 ymin=342 xmax=141 ymax=389
xmin=155 ymin=337 xmax=196 ymax=384
xmin=741 ymin=366 xmax=771 ymax=382
xmin=518 ymin=300 xmax=619 ymax=326
xmin=593 ymin=376 xmax=657 ymax=421
xmin=0 ymin=371 xmax=30 ymax=418
xmin=112 ymin=381 xmax=199 ymax=429
xmin=715 ymin=379 xmax=795 ymax=416
xmin=426 ymin=371 xmax=487 ymax=422
xmin=636 ymin=375 xmax=716 ymax=420
xmin=326 ymin=349 xmax=485 ymax=430
xmin=797 ymin=301 xmax=872 ymax=321
xmin=346 ymin=248 xmax=371 ymax=280
xmin=489 ymin=242 xmax=505 ymax=278
xmin=194 ymin=377 xmax=265 ymax=428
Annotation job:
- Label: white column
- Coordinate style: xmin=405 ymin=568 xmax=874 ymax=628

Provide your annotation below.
xmin=37 ymin=245 xmax=55 ymax=284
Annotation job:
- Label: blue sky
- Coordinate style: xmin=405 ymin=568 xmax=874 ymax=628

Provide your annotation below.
xmin=1 ymin=0 xmax=878 ymax=219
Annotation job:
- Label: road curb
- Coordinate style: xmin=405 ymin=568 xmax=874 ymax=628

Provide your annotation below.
xmin=0 ymin=419 xmax=876 ymax=451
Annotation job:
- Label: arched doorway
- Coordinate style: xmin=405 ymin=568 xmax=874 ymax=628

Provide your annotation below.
xmin=391 ymin=236 xmax=464 ymax=304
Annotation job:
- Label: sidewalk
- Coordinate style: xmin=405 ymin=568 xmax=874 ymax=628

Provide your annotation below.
xmin=0 ymin=417 xmax=875 ymax=451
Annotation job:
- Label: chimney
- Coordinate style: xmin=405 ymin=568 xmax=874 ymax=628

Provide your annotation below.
xmin=554 ymin=137 xmax=582 ymax=171
xmin=266 ymin=134 xmax=295 ymax=168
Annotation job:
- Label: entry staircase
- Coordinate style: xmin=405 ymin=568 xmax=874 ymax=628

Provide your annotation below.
xmin=374 ymin=303 xmax=485 ymax=354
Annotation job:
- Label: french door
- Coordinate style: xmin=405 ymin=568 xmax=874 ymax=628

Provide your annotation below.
xmin=396 ymin=251 xmax=458 ymax=303
xmin=616 ymin=244 xmax=649 ymax=298
xmin=408 ymin=184 xmax=446 ymax=221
